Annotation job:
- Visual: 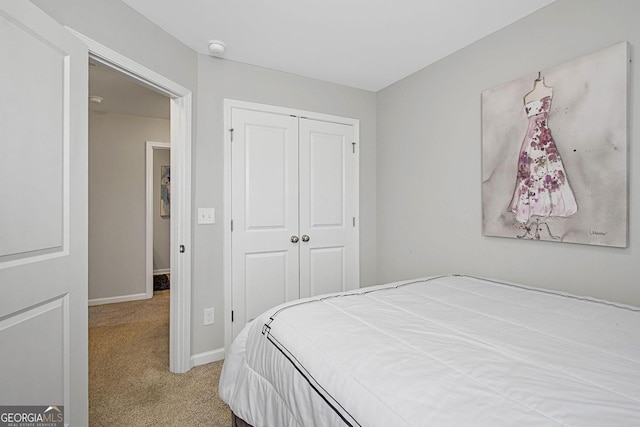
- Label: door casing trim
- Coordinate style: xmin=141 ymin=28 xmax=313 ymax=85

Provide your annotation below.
xmin=68 ymin=28 xmax=193 ymax=373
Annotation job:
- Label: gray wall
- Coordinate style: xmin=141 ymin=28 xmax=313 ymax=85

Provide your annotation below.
xmin=88 ymin=111 xmax=169 ymax=300
xmin=376 ymin=0 xmax=640 ymax=306
xmin=34 ymin=0 xmax=376 ymax=358
xmin=194 ymin=56 xmax=377 ymax=355
xmin=32 ymin=0 xmax=196 ymax=89
xmin=40 ymin=0 xmax=638 ymax=362
xmin=153 ymin=148 xmax=171 ymax=271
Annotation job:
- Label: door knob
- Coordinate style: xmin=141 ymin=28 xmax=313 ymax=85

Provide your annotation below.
xmin=301 ymin=235 xmax=310 ymax=242
xmin=290 ymin=235 xmax=299 ymax=243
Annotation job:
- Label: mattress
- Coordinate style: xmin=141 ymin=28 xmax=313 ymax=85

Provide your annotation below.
xmin=219 ymin=275 xmax=640 ymax=426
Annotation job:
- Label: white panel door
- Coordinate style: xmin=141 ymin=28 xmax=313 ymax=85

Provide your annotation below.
xmin=0 ymin=1 xmax=88 ymax=424
xmin=231 ymin=109 xmax=299 ymax=338
xmin=299 ymin=119 xmax=359 ymax=298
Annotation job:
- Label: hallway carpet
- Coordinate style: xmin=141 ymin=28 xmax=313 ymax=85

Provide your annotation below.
xmin=89 ymin=291 xmax=231 ymax=426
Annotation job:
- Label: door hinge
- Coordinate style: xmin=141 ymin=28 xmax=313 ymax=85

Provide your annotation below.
xmin=231 ymin=219 xmax=234 ymax=232
xmin=231 ymin=311 xmax=234 ymax=322
xmin=229 ymin=128 xmax=234 ymax=142
xmin=353 ymin=217 xmax=356 ymax=227
xmin=352 ymin=142 xmax=356 ymax=153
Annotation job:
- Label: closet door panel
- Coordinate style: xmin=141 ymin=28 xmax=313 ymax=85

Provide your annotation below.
xmin=245 ymin=125 xmax=288 ymax=229
xmin=299 ymin=119 xmax=358 ymax=298
xmin=308 ymin=246 xmax=345 ymax=296
xmin=308 ymin=133 xmax=344 ymax=227
xmin=231 ymin=109 xmax=299 ymax=336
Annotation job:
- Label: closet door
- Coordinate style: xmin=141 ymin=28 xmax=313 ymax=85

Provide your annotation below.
xmin=299 ymin=119 xmax=359 ymax=297
xmin=231 ymin=109 xmax=299 ymax=337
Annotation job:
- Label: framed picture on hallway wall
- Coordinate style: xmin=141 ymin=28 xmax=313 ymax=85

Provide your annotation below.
xmin=160 ymin=165 xmax=170 ymax=218
xmin=481 ymin=42 xmax=628 ymax=248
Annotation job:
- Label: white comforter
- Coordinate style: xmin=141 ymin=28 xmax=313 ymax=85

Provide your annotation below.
xmin=219 ymin=275 xmax=640 ymax=426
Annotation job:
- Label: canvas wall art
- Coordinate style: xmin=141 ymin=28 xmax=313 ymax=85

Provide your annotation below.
xmin=160 ymin=165 xmax=170 ymax=218
xmin=481 ymin=42 xmax=628 ymax=248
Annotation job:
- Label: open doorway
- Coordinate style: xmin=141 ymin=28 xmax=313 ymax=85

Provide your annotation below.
xmin=74 ymin=29 xmax=193 ymax=374
xmin=87 ymin=59 xmax=175 ymax=422
xmin=88 ymin=62 xmax=171 ymax=305
xmin=147 ymin=141 xmax=172 ymax=295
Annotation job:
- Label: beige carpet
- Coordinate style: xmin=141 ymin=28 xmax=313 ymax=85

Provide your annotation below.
xmin=89 ymin=290 xmax=232 ymax=426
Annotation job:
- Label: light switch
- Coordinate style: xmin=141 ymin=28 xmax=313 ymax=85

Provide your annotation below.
xmin=198 ymin=208 xmax=215 ymax=224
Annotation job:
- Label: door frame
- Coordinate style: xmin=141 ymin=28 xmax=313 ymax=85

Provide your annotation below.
xmin=70 ymin=29 xmax=193 ymax=373
xmin=223 ymin=99 xmax=360 ymax=352
xmin=146 ymin=141 xmax=171 ymax=296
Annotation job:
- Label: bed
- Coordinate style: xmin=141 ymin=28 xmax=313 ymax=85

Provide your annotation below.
xmin=219 ymin=274 xmax=640 ymax=426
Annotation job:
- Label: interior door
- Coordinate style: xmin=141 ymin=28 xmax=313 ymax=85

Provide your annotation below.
xmin=299 ymin=119 xmax=359 ymax=298
xmin=0 ymin=1 xmax=88 ymax=424
xmin=231 ymin=108 xmax=300 ymax=338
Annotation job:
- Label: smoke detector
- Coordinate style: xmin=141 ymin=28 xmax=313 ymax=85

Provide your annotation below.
xmin=208 ymin=40 xmax=226 ymax=56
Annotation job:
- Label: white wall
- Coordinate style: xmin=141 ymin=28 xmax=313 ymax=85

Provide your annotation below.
xmin=153 ymin=148 xmax=170 ymax=271
xmin=376 ymin=0 xmax=640 ymax=306
xmin=89 ymin=111 xmax=169 ymax=300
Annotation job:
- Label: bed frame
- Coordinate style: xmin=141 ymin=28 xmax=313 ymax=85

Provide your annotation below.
xmin=231 ymin=413 xmax=253 ymax=427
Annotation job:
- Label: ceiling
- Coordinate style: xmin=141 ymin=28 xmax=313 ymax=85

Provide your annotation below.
xmin=89 ymin=62 xmax=170 ymax=119
xmin=121 ymin=0 xmax=556 ymax=92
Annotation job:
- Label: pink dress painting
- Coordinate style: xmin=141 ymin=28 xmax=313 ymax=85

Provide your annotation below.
xmin=509 ymin=81 xmax=577 ymax=237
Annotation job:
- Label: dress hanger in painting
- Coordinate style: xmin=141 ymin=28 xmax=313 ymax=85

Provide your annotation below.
xmin=524 ymin=71 xmax=553 ymax=104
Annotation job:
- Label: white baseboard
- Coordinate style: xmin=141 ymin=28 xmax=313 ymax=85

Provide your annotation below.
xmin=88 ymin=292 xmax=150 ymax=306
xmin=153 ymin=268 xmax=170 ymax=275
xmin=191 ymin=347 xmax=225 ymax=367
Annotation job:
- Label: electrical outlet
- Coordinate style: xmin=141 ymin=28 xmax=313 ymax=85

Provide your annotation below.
xmin=204 ymin=308 xmax=215 ymax=325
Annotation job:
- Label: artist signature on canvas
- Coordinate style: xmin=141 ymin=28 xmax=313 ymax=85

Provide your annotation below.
xmin=590 ymin=230 xmax=608 ymax=236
